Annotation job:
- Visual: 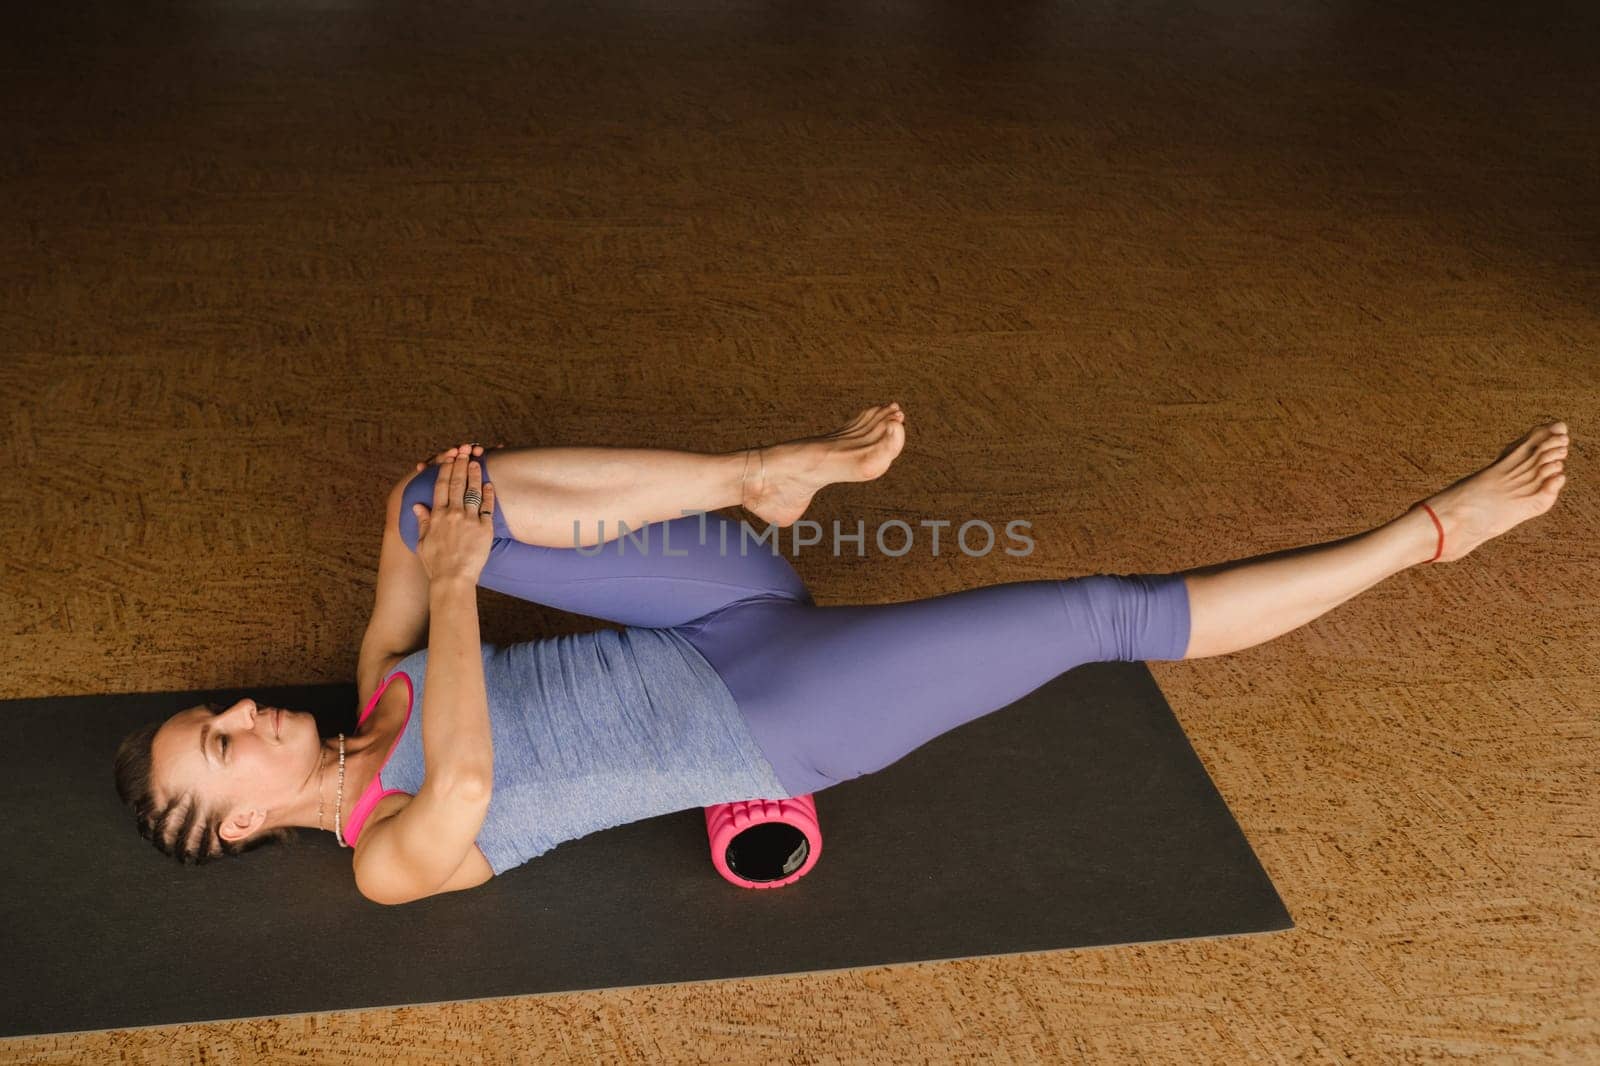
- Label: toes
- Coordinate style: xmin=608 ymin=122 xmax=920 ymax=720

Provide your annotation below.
xmin=1521 ymin=438 xmax=1569 ymax=472
xmin=865 ymin=403 xmax=900 ymax=429
xmin=1534 ymin=421 xmax=1569 ymax=447
xmin=1537 ymin=472 xmax=1567 ymax=507
xmin=841 ymin=404 xmax=903 ymax=438
xmin=1506 ymin=426 xmax=1568 ymax=467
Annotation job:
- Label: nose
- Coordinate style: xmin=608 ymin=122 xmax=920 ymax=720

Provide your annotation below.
xmin=231 ymin=698 xmax=267 ymax=725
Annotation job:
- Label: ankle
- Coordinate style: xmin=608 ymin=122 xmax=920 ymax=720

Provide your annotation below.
xmin=1406 ymin=503 xmax=1447 ymax=566
xmin=740 ymin=446 xmax=765 ymax=508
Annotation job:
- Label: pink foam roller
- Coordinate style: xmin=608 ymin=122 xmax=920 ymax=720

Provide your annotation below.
xmin=704 ymin=794 xmax=821 ymax=889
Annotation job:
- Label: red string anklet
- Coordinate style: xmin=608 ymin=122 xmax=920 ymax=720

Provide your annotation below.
xmin=1420 ymin=503 xmax=1445 ymax=563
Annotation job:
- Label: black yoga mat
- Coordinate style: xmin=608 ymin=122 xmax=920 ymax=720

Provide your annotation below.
xmin=0 ymin=660 xmax=1292 ymax=1039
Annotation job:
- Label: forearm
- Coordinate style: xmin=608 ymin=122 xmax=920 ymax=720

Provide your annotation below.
xmin=486 ymin=444 xmax=751 ymax=548
xmin=361 ymin=481 xmax=433 ymax=666
xmin=421 ymin=577 xmax=494 ymax=791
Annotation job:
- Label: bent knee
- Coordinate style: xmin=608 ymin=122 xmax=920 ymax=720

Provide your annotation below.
xmin=396 ymin=466 xmax=441 ymax=553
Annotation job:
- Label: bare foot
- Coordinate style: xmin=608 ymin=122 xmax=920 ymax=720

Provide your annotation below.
xmin=742 ymin=403 xmax=908 ymax=526
xmin=1412 ymin=421 xmax=1570 ymax=563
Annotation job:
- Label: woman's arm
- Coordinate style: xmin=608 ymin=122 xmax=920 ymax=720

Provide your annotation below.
xmin=356 ymin=477 xmax=433 ymax=699
xmin=421 ymin=574 xmax=494 ymax=788
xmin=353 ymin=484 xmax=496 ymax=905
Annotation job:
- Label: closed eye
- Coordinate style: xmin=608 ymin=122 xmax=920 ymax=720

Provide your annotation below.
xmin=202 ymin=702 xmax=229 ymax=762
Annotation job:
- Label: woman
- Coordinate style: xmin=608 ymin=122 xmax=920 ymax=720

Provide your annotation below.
xmin=115 ymin=405 xmax=1570 ymax=904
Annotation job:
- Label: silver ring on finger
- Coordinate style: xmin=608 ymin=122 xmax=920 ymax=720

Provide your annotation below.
xmin=462 ymin=489 xmax=483 ymax=510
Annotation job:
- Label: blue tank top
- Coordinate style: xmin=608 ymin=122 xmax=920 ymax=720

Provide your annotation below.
xmin=354 ymin=627 xmax=791 ymax=876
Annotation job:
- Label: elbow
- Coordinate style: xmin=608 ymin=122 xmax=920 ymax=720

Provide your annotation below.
xmin=360 ymin=887 xmax=411 ymax=907
xmin=356 ymin=869 xmax=421 ymax=907
xmin=439 ymin=773 xmax=492 ymax=803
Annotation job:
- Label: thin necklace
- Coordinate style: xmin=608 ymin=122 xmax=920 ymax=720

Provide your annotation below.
xmin=316 ymin=734 xmax=349 ymax=847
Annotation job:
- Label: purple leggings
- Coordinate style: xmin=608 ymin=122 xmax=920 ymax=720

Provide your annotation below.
xmin=400 ymin=458 xmax=1192 ymax=797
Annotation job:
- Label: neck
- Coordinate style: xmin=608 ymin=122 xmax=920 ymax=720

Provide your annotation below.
xmin=278 ymin=723 xmax=397 ymax=838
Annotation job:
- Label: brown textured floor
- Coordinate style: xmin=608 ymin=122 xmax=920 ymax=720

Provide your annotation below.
xmin=1 ymin=0 xmax=1596 ymax=1061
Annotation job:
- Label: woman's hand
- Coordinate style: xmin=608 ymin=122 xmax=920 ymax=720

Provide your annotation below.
xmin=410 ymin=450 xmax=497 ymax=584
xmin=413 ymin=441 xmax=507 ymax=475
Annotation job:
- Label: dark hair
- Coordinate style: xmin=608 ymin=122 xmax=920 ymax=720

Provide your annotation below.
xmin=113 ymin=705 xmax=298 ymax=865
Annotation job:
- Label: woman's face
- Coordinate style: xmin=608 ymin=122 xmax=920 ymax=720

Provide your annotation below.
xmin=150 ymin=698 xmax=321 ymax=835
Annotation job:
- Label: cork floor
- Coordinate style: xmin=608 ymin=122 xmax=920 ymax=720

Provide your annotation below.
xmin=1 ymin=0 xmax=1595 ymax=1061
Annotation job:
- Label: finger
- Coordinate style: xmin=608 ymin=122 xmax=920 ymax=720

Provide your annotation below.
xmin=429 ymin=445 xmax=471 ymax=469
xmin=433 ymin=451 xmax=459 ymax=509
xmin=479 ymin=481 xmax=495 ymax=514
xmin=424 ymin=442 xmax=495 ymax=471
xmin=467 ymin=456 xmax=482 ymax=499
xmin=447 ymin=449 xmax=469 ymax=507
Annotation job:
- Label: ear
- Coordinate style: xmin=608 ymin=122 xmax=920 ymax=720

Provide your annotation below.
xmin=217 ymin=807 xmax=268 ymax=844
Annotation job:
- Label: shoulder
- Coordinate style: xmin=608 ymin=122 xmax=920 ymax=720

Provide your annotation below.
xmin=352 ymin=792 xmax=498 ymax=901
xmin=357 ymin=649 xmax=413 ymax=713
xmin=365 ymin=789 xmax=414 ymax=827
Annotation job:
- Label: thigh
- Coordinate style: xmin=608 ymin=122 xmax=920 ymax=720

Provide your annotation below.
xmin=400 ymin=460 xmax=812 ymax=628
xmin=676 ymin=573 xmax=1190 ymax=795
